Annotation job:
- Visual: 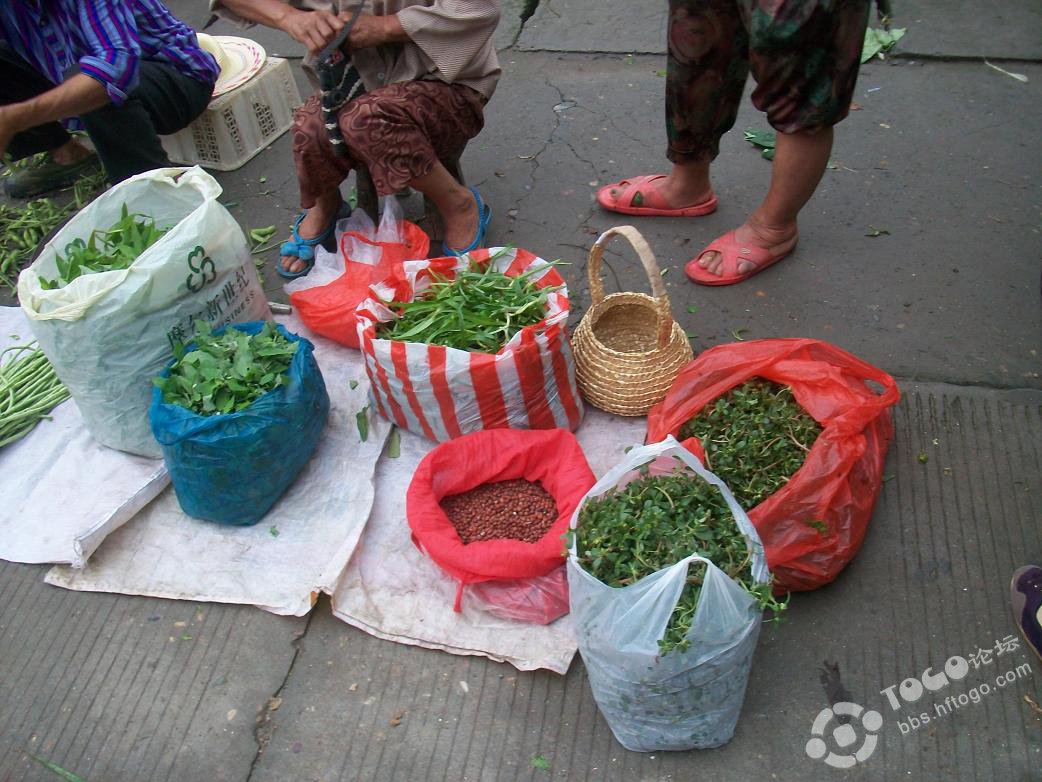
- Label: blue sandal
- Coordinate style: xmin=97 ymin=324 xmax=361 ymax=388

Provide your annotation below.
xmin=277 ymin=202 xmax=352 ymax=279
xmin=442 ymin=188 xmax=492 ymax=257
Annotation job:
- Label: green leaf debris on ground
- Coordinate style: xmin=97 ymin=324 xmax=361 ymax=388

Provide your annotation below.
xmin=249 ymin=225 xmax=279 ymax=256
xmin=154 ymin=322 xmax=297 ymax=416
xmin=862 ymin=27 xmax=906 ymax=63
xmin=531 ymin=753 xmax=551 ymax=772
xmin=356 ymin=406 xmax=369 ymax=442
xmin=27 ymin=754 xmax=88 ymax=782
xmin=387 ymin=426 xmax=401 ymax=458
xmin=679 ymin=378 xmax=821 ymax=510
xmin=574 ymin=464 xmax=785 ymax=655
xmin=743 ymin=128 xmax=776 ymax=161
xmin=0 ymin=166 xmax=106 ymax=292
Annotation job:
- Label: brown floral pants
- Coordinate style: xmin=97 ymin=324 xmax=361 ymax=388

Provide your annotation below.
xmin=667 ymin=0 xmax=870 ymax=163
xmin=293 ymin=79 xmax=486 ymax=207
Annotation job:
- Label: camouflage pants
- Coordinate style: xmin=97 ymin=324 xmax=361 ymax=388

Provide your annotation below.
xmin=667 ymin=0 xmax=870 ymax=163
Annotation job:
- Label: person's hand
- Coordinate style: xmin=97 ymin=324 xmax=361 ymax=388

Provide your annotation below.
xmin=279 ymin=8 xmax=345 ymax=54
xmin=346 ymin=13 xmax=397 ymax=50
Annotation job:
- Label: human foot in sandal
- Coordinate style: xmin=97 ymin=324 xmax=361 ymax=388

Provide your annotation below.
xmin=1011 ymin=565 xmax=1042 ymax=665
xmin=278 ymin=193 xmax=350 ymax=278
xmin=597 ymin=170 xmax=717 ymax=217
xmin=686 ymin=216 xmax=799 ymax=286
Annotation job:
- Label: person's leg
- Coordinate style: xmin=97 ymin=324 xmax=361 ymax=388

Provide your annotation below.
xmin=601 ymin=0 xmax=747 ymax=211
xmin=694 ymin=0 xmax=869 ymax=277
xmin=0 ymin=43 xmax=97 ymax=196
xmin=338 ymin=81 xmax=486 ymax=251
xmin=79 ymin=60 xmax=214 ymax=183
xmin=280 ymin=94 xmax=353 ymax=274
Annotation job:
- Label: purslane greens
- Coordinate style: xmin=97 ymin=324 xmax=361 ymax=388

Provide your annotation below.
xmin=679 ymin=378 xmax=821 ymax=510
xmin=378 ymin=255 xmax=559 ymax=353
xmin=573 ymin=467 xmax=786 ymax=655
xmin=154 ymin=321 xmax=298 ymax=416
xmin=39 ymin=204 xmax=168 ymax=290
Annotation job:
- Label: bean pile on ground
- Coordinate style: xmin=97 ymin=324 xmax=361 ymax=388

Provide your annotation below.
xmin=440 ymin=479 xmax=558 ymax=544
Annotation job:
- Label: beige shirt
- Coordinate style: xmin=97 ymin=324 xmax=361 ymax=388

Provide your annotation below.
xmin=209 ymin=0 xmax=501 ymax=99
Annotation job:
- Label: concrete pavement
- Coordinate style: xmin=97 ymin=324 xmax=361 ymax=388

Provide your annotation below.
xmin=2 ymin=1 xmax=1040 ymax=779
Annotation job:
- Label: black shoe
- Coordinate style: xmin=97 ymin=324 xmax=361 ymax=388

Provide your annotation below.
xmin=4 ymin=152 xmax=102 ymax=199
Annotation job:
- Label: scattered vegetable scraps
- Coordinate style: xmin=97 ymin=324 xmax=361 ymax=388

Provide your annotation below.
xmin=378 ymin=254 xmax=559 ymax=353
xmin=862 ymin=27 xmax=906 ymax=63
xmin=573 ymin=466 xmax=785 ymax=655
xmin=679 ymin=378 xmax=821 ymax=510
xmin=39 ymin=204 xmax=168 ymax=289
xmin=154 ymin=321 xmax=297 ymax=416
xmin=744 ymin=128 xmax=776 ymax=161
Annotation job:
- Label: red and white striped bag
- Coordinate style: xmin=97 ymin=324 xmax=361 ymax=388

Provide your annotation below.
xmin=355 ymin=247 xmax=584 ymax=441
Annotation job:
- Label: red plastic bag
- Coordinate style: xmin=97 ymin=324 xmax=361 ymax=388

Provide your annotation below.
xmin=467 ymin=567 xmax=570 ymax=624
xmin=646 ymin=338 xmax=899 ymax=593
xmin=289 ymin=222 xmax=429 ymax=349
xmin=407 ymin=428 xmax=595 ymax=616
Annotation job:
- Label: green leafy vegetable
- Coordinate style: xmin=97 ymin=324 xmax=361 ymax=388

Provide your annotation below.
xmin=387 ymin=426 xmax=400 ymax=458
xmin=531 ymin=754 xmax=551 ymax=772
xmin=573 ymin=466 xmax=785 ymax=655
xmin=38 ymin=204 xmax=168 ymax=289
xmin=678 ymin=379 xmax=821 ymax=510
xmin=862 ymin=27 xmax=906 ymax=63
xmin=153 ymin=321 xmax=297 ymax=416
xmin=377 ymin=254 xmax=559 ymax=353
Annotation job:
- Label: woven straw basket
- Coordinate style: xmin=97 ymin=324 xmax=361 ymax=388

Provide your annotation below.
xmin=571 ymin=226 xmax=693 ymax=416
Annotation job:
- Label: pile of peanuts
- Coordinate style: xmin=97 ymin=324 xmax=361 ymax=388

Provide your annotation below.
xmin=440 ymin=478 xmax=558 ymax=544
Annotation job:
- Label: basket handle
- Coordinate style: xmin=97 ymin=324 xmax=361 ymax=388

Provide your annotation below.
xmin=587 ymin=225 xmax=675 ymax=348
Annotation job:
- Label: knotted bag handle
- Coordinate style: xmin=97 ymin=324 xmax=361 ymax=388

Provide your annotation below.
xmin=587 ymin=225 xmax=675 ymax=348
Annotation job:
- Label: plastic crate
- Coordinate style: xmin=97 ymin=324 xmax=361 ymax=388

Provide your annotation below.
xmin=161 ymin=57 xmax=301 ymax=171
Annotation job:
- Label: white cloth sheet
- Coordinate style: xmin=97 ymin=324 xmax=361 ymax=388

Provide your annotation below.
xmin=330 ymin=409 xmax=646 ymax=673
xmin=46 ymin=315 xmax=391 ymax=614
xmin=0 ymin=306 xmax=168 ymax=567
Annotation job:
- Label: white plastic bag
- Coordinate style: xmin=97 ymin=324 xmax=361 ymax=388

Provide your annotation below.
xmin=18 ymin=167 xmax=269 ymax=457
xmin=567 ymin=436 xmax=770 ymax=752
xmin=283 ymin=197 xmax=407 ymax=295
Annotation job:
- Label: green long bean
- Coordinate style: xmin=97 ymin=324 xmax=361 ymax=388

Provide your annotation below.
xmin=0 ymin=344 xmax=70 ymax=448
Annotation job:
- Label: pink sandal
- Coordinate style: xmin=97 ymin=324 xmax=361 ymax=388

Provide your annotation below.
xmin=685 ymin=230 xmax=795 ymax=286
xmin=596 ymin=174 xmax=718 ymax=217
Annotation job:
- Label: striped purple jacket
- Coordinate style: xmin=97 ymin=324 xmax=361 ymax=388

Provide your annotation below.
xmin=0 ymin=0 xmax=219 ymax=128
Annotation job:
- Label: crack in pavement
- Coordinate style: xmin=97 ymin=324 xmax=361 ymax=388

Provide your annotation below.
xmin=246 ymin=611 xmax=316 ymax=781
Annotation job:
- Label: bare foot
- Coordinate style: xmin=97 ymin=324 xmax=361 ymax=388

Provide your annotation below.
xmin=51 ymin=137 xmax=94 ymax=166
xmin=441 ymin=189 xmax=479 ymax=252
xmin=696 ymin=215 xmax=799 ymax=277
xmin=280 ymin=196 xmax=341 ymax=274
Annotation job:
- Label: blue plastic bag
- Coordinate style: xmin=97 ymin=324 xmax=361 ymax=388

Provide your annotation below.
xmin=149 ymin=321 xmax=330 ymax=526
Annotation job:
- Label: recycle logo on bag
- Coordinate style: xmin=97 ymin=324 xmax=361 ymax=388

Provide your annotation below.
xmin=805 ymin=702 xmax=883 ymax=768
